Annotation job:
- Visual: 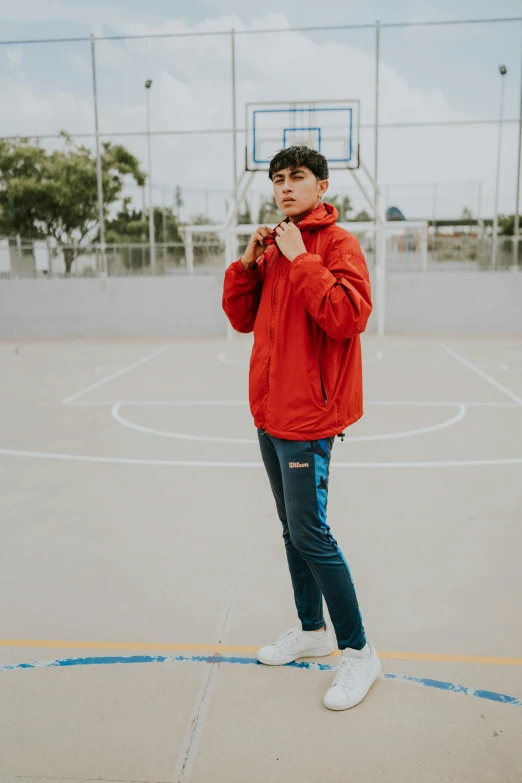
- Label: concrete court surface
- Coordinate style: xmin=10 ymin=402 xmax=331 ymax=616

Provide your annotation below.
xmin=0 ymin=333 xmax=521 ymax=783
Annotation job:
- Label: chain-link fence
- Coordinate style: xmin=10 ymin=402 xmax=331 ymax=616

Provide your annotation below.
xmin=2 ymin=225 xmax=520 ymax=279
xmin=0 ymin=236 xmax=225 ymax=278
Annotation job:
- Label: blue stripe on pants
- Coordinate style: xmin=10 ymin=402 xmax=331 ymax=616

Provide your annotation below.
xmin=257 ymin=429 xmax=367 ymax=651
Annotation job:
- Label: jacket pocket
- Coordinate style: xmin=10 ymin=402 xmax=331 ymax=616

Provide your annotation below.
xmin=317 ymin=363 xmax=328 ymax=406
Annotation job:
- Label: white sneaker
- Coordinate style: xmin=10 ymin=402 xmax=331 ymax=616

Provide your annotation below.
xmin=257 ymin=626 xmax=335 ymax=666
xmin=324 ymin=641 xmax=381 ymax=710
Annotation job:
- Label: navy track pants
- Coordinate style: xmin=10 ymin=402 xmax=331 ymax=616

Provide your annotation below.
xmin=257 ymin=429 xmax=366 ymax=651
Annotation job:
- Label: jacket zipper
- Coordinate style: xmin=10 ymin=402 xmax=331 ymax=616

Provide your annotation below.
xmin=266 ymin=261 xmax=282 ymax=401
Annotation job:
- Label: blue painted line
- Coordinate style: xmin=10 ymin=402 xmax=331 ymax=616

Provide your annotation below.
xmin=382 ymin=672 xmax=522 ymax=707
xmin=283 ymin=127 xmax=321 ymax=152
xmin=1 ymin=654 xmax=521 ymax=707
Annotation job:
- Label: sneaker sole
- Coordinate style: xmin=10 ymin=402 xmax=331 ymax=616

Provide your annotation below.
xmin=257 ymin=642 xmax=336 ymax=666
xmin=323 ymin=659 xmax=381 ymax=711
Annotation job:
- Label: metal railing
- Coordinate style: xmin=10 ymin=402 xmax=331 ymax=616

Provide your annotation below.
xmin=0 ymin=237 xmax=226 ymax=278
xmin=0 ymin=229 xmax=520 ymax=279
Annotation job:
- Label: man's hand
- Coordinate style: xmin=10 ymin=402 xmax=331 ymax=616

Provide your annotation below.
xmin=274 ymin=222 xmax=307 ymax=262
xmin=240 ymin=226 xmax=272 ymax=270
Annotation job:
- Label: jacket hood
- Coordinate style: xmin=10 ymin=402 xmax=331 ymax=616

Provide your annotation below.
xmin=299 ymin=202 xmax=339 ymax=229
xmin=276 ymin=202 xmax=339 ymax=233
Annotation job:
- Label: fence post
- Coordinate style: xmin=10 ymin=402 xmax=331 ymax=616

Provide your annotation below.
xmin=230 ymin=226 xmax=238 ymax=266
xmin=420 ymin=222 xmax=428 ymax=271
xmin=375 ymin=221 xmax=386 ymax=338
xmin=224 ymin=227 xmax=234 ymax=340
xmin=185 ymin=229 xmax=194 ymax=274
xmin=374 ymin=20 xmax=381 ymax=208
xmin=512 ymin=236 xmax=520 ymax=271
xmin=16 ymin=234 xmax=22 ymax=277
xmin=46 ymin=237 xmax=53 ymax=278
xmin=162 ymin=188 xmax=167 ymax=269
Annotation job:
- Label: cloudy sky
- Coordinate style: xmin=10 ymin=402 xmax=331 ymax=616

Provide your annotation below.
xmin=0 ymin=0 xmax=521 ymax=221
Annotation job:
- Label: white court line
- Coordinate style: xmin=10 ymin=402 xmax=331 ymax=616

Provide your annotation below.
xmin=1 ymin=447 xmax=522 ymax=468
xmin=66 ymin=399 xmax=522 ymax=408
xmin=111 ymin=401 xmax=467 ymax=445
xmin=440 ymin=343 xmax=522 ymax=406
xmin=476 ymin=364 xmax=510 ymax=372
xmin=111 ymin=402 xmax=255 ymax=444
xmin=347 ymin=404 xmax=466 ymax=442
xmin=217 ymin=349 xmax=384 ymax=366
xmin=364 ymin=349 xmax=384 ymax=363
xmin=95 ymin=365 xmax=124 ymax=374
xmin=366 ymin=400 xmax=519 ymax=408
xmin=217 ymin=350 xmax=247 ymax=366
xmin=62 ymin=345 xmax=170 ymax=406
xmin=69 ymin=399 xmax=250 ymax=407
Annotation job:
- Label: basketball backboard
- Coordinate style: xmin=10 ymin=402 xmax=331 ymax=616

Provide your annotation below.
xmin=245 ymin=100 xmax=360 ymax=172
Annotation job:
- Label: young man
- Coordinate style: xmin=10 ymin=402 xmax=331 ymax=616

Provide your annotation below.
xmin=222 ymin=146 xmax=379 ymax=711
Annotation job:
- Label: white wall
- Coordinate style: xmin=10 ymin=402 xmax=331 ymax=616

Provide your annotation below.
xmin=0 ymin=275 xmax=227 ymax=338
xmin=385 ymin=272 xmax=522 ymax=335
xmin=0 ymin=271 xmax=520 ymax=339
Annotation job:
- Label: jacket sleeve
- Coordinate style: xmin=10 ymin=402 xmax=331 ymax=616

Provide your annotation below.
xmin=222 ymin=257 xmax=264 ymax=334
xmin=288 ymin=235 xmax=372 ymax=340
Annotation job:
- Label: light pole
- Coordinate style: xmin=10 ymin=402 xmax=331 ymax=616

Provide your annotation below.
xmin=374 ymin=20 xmax=381 ymax=220
xmin=90 ymin=35 xmax=106 ymax=275
xmin=145 ymin=79 xmax=156 ymax=275
xmin=492 ymin=65 xmax=507 ymax=269
xmin=514 ymin=35 xmax=522 ymax=269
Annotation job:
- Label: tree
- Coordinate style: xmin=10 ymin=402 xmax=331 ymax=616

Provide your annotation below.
xmin=0 ymin=133 xmax=145 ymax=273
xmin=498 ymin=215 xmax=521 ymax=236
xmin=237 ymin=199 xmax=252 ymax=225
xmin=102 ymin=203 xmax=182 ymax=271
xmin=188 ymin=213 xmax=216 ymax=226
xmin=327 ymin=194 xmax=353 ymax=221
xmin=461 ymin=206 xmax=473 ymax=222
xmin=104 ymin=202 xmax=147 ymax=244
xmin=258 ymin=196 xmax=280 ymax=224
xmin=186 ymin=213 xmax=220 ymax=241
xmin=352 ymin=210 xmax=372 ymax=222
xmin=104 ymin=199 xmax=181 ymax=244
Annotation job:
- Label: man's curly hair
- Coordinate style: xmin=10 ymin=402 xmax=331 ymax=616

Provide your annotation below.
xmin=268 ymin=146 xmax=329 ymax=181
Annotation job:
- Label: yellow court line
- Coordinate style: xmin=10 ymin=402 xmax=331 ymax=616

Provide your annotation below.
xmin=0 ymin=640 xmax=521 ymax=666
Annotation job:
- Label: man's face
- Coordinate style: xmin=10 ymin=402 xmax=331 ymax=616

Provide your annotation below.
xmin=271 ymin=166 xmax=329 ymax=220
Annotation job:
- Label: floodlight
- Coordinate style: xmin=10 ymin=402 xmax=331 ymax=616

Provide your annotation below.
xmin=145 ymin=79 xmax=153 ymax=89
xmin=499 ymin=65 xmax=507 ymax=76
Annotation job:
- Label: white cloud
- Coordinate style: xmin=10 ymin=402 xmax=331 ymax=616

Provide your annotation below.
xmin=0 ymin=9 xmax=517 ymax=221
xmin=0 ymin=0 xmax=128 ymax=26
xmin=94 ymin=37 xmax=129 ymax=71
xmin=1 ymin=80 xmax=93 ymax=137
xmin=5 ymin=48 xmax=22 ymax=70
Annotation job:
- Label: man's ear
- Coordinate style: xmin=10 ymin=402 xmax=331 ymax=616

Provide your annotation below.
xmin=319 ymin=180 xmax=329 ymax=197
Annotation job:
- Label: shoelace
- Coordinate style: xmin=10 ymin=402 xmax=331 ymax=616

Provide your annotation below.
xmin=332 ymin=656 xmax=366 ymax=693
xmin=274 ymin=627 xmax=300 ymax=650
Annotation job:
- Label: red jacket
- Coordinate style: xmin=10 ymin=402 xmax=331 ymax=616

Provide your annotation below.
xmin=222 ymin=203 xmax=372 ymax=441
